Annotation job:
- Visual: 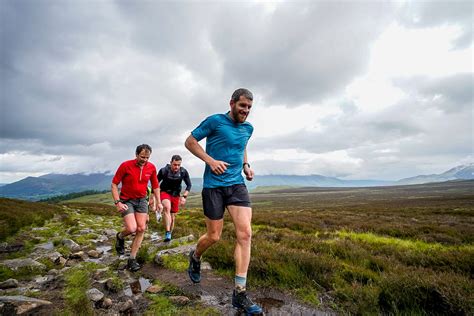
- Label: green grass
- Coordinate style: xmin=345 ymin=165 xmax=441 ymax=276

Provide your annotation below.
xmin=63 ymin=262 xmax=102 ymax=316
xmin=0 ymin=197 xmax=64 ymax=241
xmin=2 ymin=181 xmax=472 ymax=314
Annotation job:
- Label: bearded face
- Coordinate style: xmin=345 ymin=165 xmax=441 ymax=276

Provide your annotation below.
xmin=230 ymin=96 xmax=253 ymax=123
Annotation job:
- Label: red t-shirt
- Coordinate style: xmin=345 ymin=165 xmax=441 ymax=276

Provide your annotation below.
xmin=112 ymin=159 xmax=159 ymax=200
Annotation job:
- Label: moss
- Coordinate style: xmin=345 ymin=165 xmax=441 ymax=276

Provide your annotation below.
xmin=0 ymin=264 xmax=46 ymax=282
xmin=161 ymin=254 xmax=189 ymax=272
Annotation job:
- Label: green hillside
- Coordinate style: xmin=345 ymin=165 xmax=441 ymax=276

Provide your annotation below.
xmin=0 ymin=197 xmax=63 ymax=241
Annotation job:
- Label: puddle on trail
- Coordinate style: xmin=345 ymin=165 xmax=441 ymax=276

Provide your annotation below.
xmin=256 ymin=297 xmax=285 ymax=310
xmin=130 ymin=277 xmax=152 ymax=294
xmin=201 ymin=295 xmax=224 ymax=306
xmin=96 ymin=245 xmax=112 ymax=253
xmin=36 ymin=241 xmax=54 ymax=250
xmin=150 ymin=232 xmax=161 ymax=242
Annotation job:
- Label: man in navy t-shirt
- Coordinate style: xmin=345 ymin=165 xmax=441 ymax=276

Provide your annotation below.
xmin=185 ymin=88 xmax=262 ymax=315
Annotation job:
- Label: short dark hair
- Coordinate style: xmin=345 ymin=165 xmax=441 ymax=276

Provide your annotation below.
xmin=231 ymin=88 xmax=253 ymax=103
xmin=136 ymin=144 xmax=152 ymax=155
xmin=171 ymin=155 xmax=182 ymax=162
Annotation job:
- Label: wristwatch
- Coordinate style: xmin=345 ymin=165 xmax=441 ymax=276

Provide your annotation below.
xmin=243 ymin=162 xmax=250 ymax=168
xmin=182 ymin=195 xmax=188 ymax=199
xmin=114 ymin=199 xmax=121 ymax=205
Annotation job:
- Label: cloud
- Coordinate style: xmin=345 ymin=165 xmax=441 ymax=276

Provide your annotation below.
xmin=397 ymin=1 xmax=473 ymax=49
xmin=0 ymin=1 xmax=471 ymax=183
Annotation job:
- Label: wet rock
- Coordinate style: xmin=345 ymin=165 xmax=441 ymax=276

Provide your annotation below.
xmin=0 ymin=242 xmax=24 ymax=253
xmin=118 ymin=299 xmax=133 ymax=312
xmin=34 ymin=241 xmax=54 ymax=251
xmin=0 ymin=279 xmax=19 ymax=289
xmin=48 ymin=269 xmax=59 ymax=276
xmin=169 ymin=295 xmax=190 ymax=306
xmin=102 ymin=297 xmax=113 ymax=308
xmin=33 ymin=274 xmax=56 ymax=289
xmin=146 ymin=285 xmax=163 ymax=294
xmin=103 ymin=229 xmax=117 ymax=237
xmin=87 ymin=250 xmax=101 ymax=258
xmin=1 ymin=258 xmax=46 ymax=271
xmin=93 ymin=268 xmax=110 ymax=280
xmin=61 ymin=239 xmax=80 ymax=251
xmin=70 ymin=251 xmax=85 ymax=260
xmin=105 ymin=279 xmax=122 ymax=293
xmin=55 ymin=256 xmax=67 ymax=266
xmin=31 ymin=227 xmax=48 ymax=231
xmin=130 ymin=280 xmax=141 ymax=294
xmin=154 ymin=243 xmax=196 ymax=265
xmin=86 ymin=288 xmax=104 ymax=302
xmin=0 ymin=295 xmax=52 ymax=314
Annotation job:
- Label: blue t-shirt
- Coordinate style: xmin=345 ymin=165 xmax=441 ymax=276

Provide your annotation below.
xmin=191 ymin=112 xmax=253 ymax=188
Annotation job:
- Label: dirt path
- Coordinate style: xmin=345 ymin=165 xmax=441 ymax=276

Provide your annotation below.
xmin=142 ymin=263 xmax=333 ymax=316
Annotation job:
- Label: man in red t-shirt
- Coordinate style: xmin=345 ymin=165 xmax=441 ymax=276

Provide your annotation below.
xmin=111 ymin=144 xmax=163 ymax=271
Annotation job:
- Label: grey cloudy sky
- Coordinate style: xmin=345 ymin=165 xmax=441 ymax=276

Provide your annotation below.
xmin=1 ymin=0 xmax=472 ymax=183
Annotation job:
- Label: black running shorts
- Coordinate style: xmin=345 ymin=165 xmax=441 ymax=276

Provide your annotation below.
xmin=122 ymin=198 xmax=148 ymax=217
xmin=202 ymin=184 xmax=251 ymax=220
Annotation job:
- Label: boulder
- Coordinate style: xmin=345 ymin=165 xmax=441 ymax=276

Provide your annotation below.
xmin=0 ymin=295 xmax=52 ymax=314
xmin=61 ymin=239 xmax=80 ymax=251
xmin=0 ymin=279 xmax=19 ymax=289
xmin=86 ymin=288 xmax=104 ymax=302
xmin=1 ymin=258 xmax=46 ymax=271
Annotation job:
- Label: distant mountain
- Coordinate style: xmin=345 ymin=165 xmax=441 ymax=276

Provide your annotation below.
xmin=1 ymin=164 xmax=472 ymax=201
xmin=244 ymin=175 xmax=392 ymax=190
xmin=0 ymin=173 xmax=113 ymax=201
xmin=397 ymin=164 xmax=474 ymax=185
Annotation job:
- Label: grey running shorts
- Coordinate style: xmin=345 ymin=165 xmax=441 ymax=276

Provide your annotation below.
xmin=202 ymin=184 xmax=251 ymax=220
xmin=121 ymin=198 xmax=148 ymax=217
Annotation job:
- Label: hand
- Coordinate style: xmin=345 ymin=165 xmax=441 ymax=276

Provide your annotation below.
xmin=116 ymin=202 xmax=128 ymax=213
xmin=209 ymin=159 xmax=230 ymax=175
xmin=179 ymin=196 xmax=187 ymax=206
xmin=244 ymin=165 xmax=254 ymax=181
xmin=156 ymin=202 xmax=164 ymax=213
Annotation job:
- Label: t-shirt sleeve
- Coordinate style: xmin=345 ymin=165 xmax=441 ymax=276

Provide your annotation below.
xmin=112 ymin=162 xmax=126 ymax=185
xmin=191 ymin=115 xmax=219 ymax=141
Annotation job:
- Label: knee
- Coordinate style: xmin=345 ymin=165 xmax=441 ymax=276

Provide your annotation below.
xmin=126 ymin=224 xmax=137 ymax=234
xmin=207 ymin=233 xmax=221 ymax=244
xmin=136 ymin=224 xmax=147 ymax=233
xmin=237 ymin=228 xmax=252 ymax=244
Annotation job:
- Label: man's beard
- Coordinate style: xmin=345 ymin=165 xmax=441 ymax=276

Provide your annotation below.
xmin=231 ymin=108 xmax=247 ymax=123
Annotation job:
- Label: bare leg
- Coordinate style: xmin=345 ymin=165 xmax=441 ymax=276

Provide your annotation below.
xmin=121 ymin=213 xmax=138 ymax=237
xmin=130 ymin=213 xmax=148 ymax=257
xmin=170 ymin=213 xmax=176 ymax=232
xmin=227 ymin=205 xmax=252 ymax=276
xmin=195 ymin=217 xmax=224 ymax=257
xmin=162 ymin=199 xmax=172 ymax=232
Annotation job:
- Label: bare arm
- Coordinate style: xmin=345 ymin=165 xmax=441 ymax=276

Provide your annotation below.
xmin=111 ymin=183 xmax=128 ymax=212
xmin=153 ymin=188 xmax=163 ymax=213
xmin=243 ymin=148 xmax=254 ymax=181
xmin=185 ymin=134 xmax=229 ymax=175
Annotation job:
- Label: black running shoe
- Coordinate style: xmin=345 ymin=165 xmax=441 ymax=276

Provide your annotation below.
xmin=187 ymin=250 xmax=201 ymax=283
xmin=232 ymin=290 xmax=263 ymax=315
xmin=127 ymin=258 xmax=141 ymax=272
xmin=115 ymin=232 xmax=125 ymax=255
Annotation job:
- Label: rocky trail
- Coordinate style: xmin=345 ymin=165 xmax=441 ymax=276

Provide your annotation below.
xmin=0 ymin=206 xmax=332 ymax=315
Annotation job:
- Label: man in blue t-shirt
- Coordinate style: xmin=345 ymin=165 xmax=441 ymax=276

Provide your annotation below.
xmin=185 ymin=88 xmax=262 ymax=315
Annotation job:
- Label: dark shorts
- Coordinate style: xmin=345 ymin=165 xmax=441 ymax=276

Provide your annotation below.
xmin=121 ymin=198 xmax=148 ymax=217
xmin=202 ymin=184 xmax=251 ymax=220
